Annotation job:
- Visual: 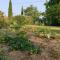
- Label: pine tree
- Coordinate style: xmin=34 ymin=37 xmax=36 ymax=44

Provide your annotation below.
xmin=8 ymin=0 xmax=13 ymax=17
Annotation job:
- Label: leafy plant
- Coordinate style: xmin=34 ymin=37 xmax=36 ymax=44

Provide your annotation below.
xmin=0 ymin=54 xmax=8 ymax=60
xmin=0 ymin=31 xmax=41 ymax=54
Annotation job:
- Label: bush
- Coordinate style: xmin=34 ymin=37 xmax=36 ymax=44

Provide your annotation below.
xmin=13 ymin=15 xmax=33 ymax=27
xmin=5 ymin=36 xmax=40 ymax=54
xmin=33 ymin=28 xmax=51 ymax=38
xmin=0 ymin=31 xmax=41 ymax=54
xmin=0 ymin=54 xmax=8 ymax=60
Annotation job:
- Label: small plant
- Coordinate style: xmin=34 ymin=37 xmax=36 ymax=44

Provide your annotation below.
xmin=33 ymin=28 xmax=51 ymax=38
xmin=1 ymin=31 xmax=41 ymax=54
xmin=5 ymin=36 xmax=40 ymax=54
xmin=50 ymin=31 xmax=56 ymax=39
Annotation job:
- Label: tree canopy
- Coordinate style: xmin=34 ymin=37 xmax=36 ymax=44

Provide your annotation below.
xmin=45 ymin=0 xmax=60 ymax=26
xmin=24 ymin=5 xmax=41 ymax=24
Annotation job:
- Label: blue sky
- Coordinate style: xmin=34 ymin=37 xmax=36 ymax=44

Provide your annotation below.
xmin=0 ymin=0 xmax=46 ymax=16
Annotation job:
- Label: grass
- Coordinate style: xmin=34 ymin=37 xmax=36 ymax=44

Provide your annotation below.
xmin=20 ymin=25 xmax=60 ymax=38
xmin=22 ymin=25 xmax=60 ymax=30
xmin=21 ymin=25 xmax=60 ymax=34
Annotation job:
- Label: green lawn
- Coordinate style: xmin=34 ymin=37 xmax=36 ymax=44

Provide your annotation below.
xmin=22 ymin=25 xmax=60 ymax=34
xmin=23 ymin=25 xmax=60 ymax=30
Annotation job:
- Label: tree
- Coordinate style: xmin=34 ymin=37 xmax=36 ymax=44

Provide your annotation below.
xmin=24 ymin=5 xmax=41 ymax=24
xmin=45 ymin=0 xmax=60 ymax=26
xmin=48 ymin=0 xmax=60 ymax=5
xmin=0 ymin=11 xmax=4 ymax=28
xmin=8 ymin=0 xmax=13 ymax=18
xmin=21 ymin=6 xmax=24 ymax=15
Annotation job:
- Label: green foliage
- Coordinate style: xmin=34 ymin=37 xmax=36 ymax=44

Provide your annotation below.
xmin=21 ymin=6 xmax=24 ymax=15
xmin=34 ymin=29 xmax=47 ymax=37
xmin=24 ymin=5 xmax=41 ymax=24
xmin=8 ymin=0 xmax=13 ymax=18
xmin=0 ymin=30 xmax=41 ymax=54
xmin=45 ymin=0 xmax=60 ymax=26
xmin=0 ymin=46 xmax=9 ymax=60
xmin=14 ymin=15 xmax=33 ymax=27
xmin=0 ymin=11 xmax=11 ymax=28
xmin=32 ymin=27 xmax=56 ymax=39
xmin=0 ymin=54 xmax=8 ymax=60
xmin=48 ymin=0 xmax=60 ymax=5
xmin=0 ymin=11 xmax=5 ymax=28
xmin=5 ymin=36 xmax=40 ymax=54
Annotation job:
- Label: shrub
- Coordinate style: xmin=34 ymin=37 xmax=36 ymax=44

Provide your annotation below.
xmin=14 ymin=15 xmax=33 ymax=26
xmin=0 ymin=54 xmax=8 ymax=60
xmin=33 ymin=28 xmax=51 ymax=38
xmin=5 ymin=36 xmax=40 ymax=54
xmin=0 ymin=31 xmax=41 ymax=54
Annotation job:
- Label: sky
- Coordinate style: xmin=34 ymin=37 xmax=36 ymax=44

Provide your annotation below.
xmin=0 ymin=0 xmax=46 ymax=16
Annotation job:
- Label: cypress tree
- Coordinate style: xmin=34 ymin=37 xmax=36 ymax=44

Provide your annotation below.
xmin=8 ymin=0 xmax=13 ymax=17
xmin=21 ymin=6 xmax=24 ymax=15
